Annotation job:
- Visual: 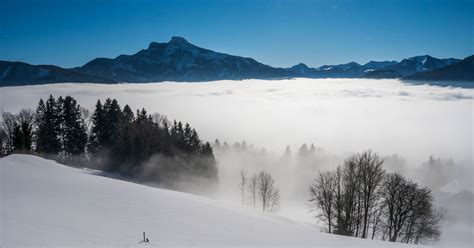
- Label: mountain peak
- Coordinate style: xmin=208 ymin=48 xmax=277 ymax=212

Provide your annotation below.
xmin=169 ymin=36 xmax=190 ymax=45
xmin=291 ymin=63 xmax=310 ymax=69
xmin=345 ymin=62 xmax=362 ymax=67
xmin=148 ymin=41 xmax=162 ymax=49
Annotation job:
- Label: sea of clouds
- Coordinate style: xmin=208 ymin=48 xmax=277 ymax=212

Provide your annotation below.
xmin=1 ymin=78 xmax=473 ymax=245
xmin=1 ymin=78 xmax=472 ymax=164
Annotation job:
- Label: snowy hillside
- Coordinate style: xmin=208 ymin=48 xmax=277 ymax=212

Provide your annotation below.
xmin=1 ymin=154 xmax=418 ymax=247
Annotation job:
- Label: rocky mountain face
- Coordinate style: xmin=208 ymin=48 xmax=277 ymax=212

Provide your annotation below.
xmin=379 ymin=55 xmax=460 ymax=77
xmin=73 ymin=37 xmax=296 ymax=82
xmin=404 ymin=55 xmax=474 ymax=85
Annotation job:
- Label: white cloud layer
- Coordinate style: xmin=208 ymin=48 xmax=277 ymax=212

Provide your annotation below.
xmin=1 ymin=78 xmax=472 ymax=165
xmin=1 ymin=78 xmax=473 ymax=246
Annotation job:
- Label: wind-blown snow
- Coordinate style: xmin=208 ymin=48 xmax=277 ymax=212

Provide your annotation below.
xmin=1 ymin=154 xmax=417 ymax=247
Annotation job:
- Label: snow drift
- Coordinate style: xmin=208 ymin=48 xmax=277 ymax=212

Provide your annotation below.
xmin=1 ymin=154 xmax=418 ymax=247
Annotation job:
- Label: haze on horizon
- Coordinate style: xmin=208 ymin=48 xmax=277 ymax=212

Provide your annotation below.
xmin=1 ymin=0 xmax=472 ymax=68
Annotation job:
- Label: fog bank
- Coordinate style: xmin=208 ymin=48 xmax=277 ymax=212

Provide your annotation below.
xmin=1 ymin=78 xmax=473 ymax=245
xmin=1 ymin=79 xmax=472 ymax=165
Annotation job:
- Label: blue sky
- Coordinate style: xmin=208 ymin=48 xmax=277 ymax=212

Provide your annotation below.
xmin=0 ymin=0 xmax=472 ymax=68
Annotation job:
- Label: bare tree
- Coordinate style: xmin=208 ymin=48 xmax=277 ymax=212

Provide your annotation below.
xmin=338 ymin=155 xmax=360 ymax=236
xmin=309 ymin=170 xmax=336 ymax=233
xmin=0 ymin=127 xmax=6 ymax=156
xmin=413 ymin=207 xmax=443 ymax=244
xmin=15 ymin=108 xmax=35 ymax=153
xmin=17 ymin=109 xmax=34 ymax=126
xmin=380 ymin=173 xmax=419 ymax=242
xmin=248 ymin=173 xmax=258 ymax=209
xmin=80 ymin=107 xmax=91 ymax=129
xmin=309 ymin=151 xmax=442 ymax=244
xmin=370 ymin=200 xmax=385 ymax=239
xmin=1 ymin=112 xmax=17 ymax=153
xmin=239 ymin=169 xmax=248 ymax=206
xmin=358 ymin=150 xmax=385 ymax=238
xmin=257 ymin=171 xmax=280 ymax=212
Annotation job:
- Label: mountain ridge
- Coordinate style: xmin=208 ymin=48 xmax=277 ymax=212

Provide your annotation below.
xmin=73 ymin=36 xmax=297 ymax=83
xmin=0 ymin=36 xmax=472 ymax=87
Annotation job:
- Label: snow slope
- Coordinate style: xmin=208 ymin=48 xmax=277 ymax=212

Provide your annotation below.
xmin=0 ymin=154 xmax=419 ymax=247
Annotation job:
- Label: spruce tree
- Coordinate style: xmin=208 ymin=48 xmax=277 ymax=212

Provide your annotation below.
xmin=35 ymin=95 xmax=61 ymax=156
xmin=122 ymin=105 xmax=134 ymax=123
xmin=88 ymin=100 xmax=105 ymax=155
xmin=60 ymin=96 xmax=87 ymax=161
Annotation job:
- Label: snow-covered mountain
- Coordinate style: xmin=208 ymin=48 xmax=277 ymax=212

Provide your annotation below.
xmin=373 ymin=55 xmax=461 ymax=78
xmin=1 ymin=154 xmax=417 ymax=247
xmin=73 ymin=36 xmax=296 ymax=82
xmin=404 ymin=55 xmax=474 ymax=85
xmin=286 ymin=56 xmax=463 ymax=80
xmin=1 ymin=36 xmax=470 ymax=86
xmin=287 ymin=60 xmax=398 ymax=78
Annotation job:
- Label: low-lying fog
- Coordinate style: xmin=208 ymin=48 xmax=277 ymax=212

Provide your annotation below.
xmin=1 ymin=78 xmax=473 ymax=245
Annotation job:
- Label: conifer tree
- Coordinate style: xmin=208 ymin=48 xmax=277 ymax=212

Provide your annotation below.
xmin=60 ymin=96 xmax=88 ymax=161
xmin=88 ymin=100 xmax=105 ymax=155
xmin=35 ymin=95 xmax=61 ymax=156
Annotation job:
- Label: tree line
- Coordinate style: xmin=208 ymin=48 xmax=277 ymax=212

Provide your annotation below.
xmin=0 ymin=95 xmax=218 ymax=188
xmin=308 ymin=150 xmax=443 ymax=244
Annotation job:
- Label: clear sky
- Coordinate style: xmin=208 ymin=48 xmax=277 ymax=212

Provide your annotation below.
xmin=0 ymin=0 xmax=472 ymax=68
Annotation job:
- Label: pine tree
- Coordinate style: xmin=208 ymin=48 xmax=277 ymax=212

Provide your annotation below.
xmin=60 ymin=96 xmax=87 ymax=162
xmin=88 ymin=100 xmax=105 ymax=155
xmin=35 ymin=95 xmax=61 ymax=156
xmin=103 ymin=99 xmax=122 ymax=145
xmin=122 ymin=105 xmax=134 ymax=123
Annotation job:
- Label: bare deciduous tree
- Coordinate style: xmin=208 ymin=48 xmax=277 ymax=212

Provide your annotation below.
xmin=0 ymin=126 xmax=6 ymax=156
xmin=358 ymin=150 xmax=385 ymax=238
xmin=309 ymin=170 xmax=337 ymax=233
xmin=309 ymin=151 xmax=443 ymax=244
xmin=80 ymin=107 xmax=91 ymax=129
xmin=257 ymin=171 xmax=280 ymax=212
xmin=239 ymin=169 xmax=248 ymax=206
xmin=1 ymin=112 xmax=17 ymax=153
xmin=248 ymin=173 xmax=258 ymax=208
xmin=17 ymin=109 xmax=35 ymax=127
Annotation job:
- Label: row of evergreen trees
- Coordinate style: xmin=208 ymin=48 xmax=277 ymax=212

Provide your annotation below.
xmin=35 ymin=95 xmax=88 ymax=160
xmin=0 ymin=95 xmax=218 ymax=188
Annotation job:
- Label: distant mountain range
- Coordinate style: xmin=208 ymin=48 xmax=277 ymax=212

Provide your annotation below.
xmin=0 ymin=61 xmax=115 ymax=86
xmin=1 ymin=37 xmax=472 ymax=87
xmin=286 ymin=61 xmax=399 ymax=78
xmin=286 ymin=55 xmax=461 ymax=79
xmin=405 ymin=55 xmax=474 ymax=82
